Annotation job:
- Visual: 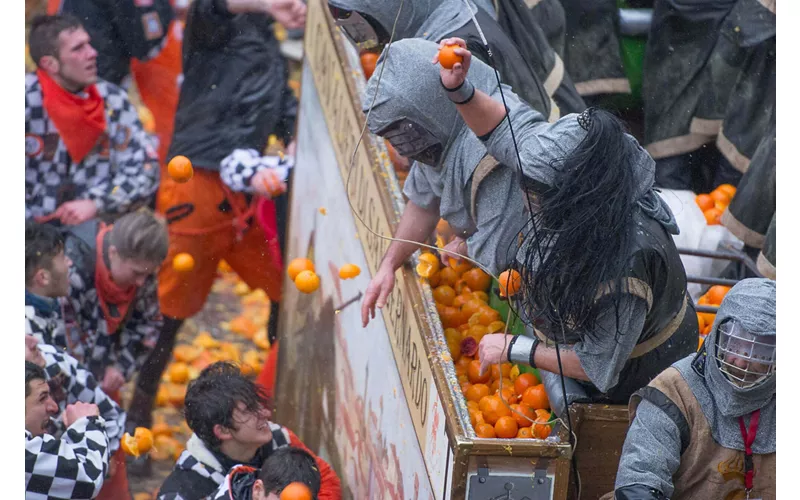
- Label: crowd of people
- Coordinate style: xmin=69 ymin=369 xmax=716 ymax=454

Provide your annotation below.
xmin=23 ymin=0 xmax=775 ymax=499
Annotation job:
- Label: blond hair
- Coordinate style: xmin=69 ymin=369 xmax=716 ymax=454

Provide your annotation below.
xmin=109 ymin=209 xmax=169 ymax=264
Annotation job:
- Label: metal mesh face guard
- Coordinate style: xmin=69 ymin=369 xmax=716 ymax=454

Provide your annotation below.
xmin=378 ymin=118 xmax=444 ymax=167
xmin=715 ymin=320 xmax=776 ymax=389
xmin=328 ymin=6 xmax=387 ymax=49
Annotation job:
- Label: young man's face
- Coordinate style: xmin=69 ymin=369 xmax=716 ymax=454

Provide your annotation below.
xmin=108 ymin=247 xmax=158 ymax=288
xmin=31 ymin=250 xmax=72 ymax=298
xmin=54 ymin=28 xmax=98 ymax=91
xmin=25 ymin=378 xmax=59 ymax=437
xmin=229 ymin=402 xmax=274 ymax=448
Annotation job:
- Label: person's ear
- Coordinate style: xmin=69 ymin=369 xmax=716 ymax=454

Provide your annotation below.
xmin=251 ymin=479 xmax=266 ymax=500
xmin=33 ymin=268 xmax=51 ymax=288
xmin=39 ymin=55 xmax=59 ymax=75
xmin=213 ymin=423 xmax=234 ymax=442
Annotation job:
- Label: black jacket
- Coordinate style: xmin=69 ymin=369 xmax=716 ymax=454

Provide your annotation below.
xmin=54 ymin=0 xmax=174 ymax=85
xmin=167 ymin=0 xmax=298 ymax=171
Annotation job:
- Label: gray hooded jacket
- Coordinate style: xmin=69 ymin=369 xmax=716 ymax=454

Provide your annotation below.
xmin=363 ymin=38 xmax=528 ymax=274
xmin=614 ymin=278 xmax=776 ymax=498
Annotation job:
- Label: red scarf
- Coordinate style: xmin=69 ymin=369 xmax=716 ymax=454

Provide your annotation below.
xmin=37 ymin=69 xmax=106 ymax=164
xmin=95 ymin=224 xmax=138 ymax=335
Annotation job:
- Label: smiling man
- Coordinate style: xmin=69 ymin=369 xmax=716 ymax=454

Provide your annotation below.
xmin=25 ymin=14 xmax=159 ymax=226
xmin=25 ymin=360 xmax=111 ymax=499
xmin=157 ymin=362 xmax=341 ymax=500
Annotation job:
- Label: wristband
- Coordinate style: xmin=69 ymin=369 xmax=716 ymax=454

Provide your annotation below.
xmin=508 ymin=335 xmax=537 ymax=365
xmin=441 ymin=76 xmax=475 ymax=105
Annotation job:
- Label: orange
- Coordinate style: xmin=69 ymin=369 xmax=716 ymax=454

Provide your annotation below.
xmin=487 ymin=320 xmax=506 ymax=333
xmin=228 ymin=316 xmax=258 ymax=339
xmin=716 ymin=183 xmax=737 ymax=198
xmin=168 ymin=155 xmax=194 ymax=183
xmin=280 ymin=482 xmax=313 ymax=500
xmin=521 ymin=384 xmax=550 ymax=410
xmin=698 ymin=312 xmax=716 ymax=331
xmin=466 ymin=400 xmax=480 ymax=411
xmin=494 ymin=415 xmax=519 ymax=438
xmin=173 ymin=344 xmax=201 ymax=363
xmin=533 ymin=422 xmax=552 ymax=439
xmin=705 ymin=285 xmax=731 ymax=305
xmin=168 ymin=362 xmax=190 ymax=384
xmin=436 ymin=218 xmax=453 ymax=239
xmin=438 ymin=267 xmax=460 ymax=287
xmin=467 ymin=360 xmax=490 ymax=384
xmin=134 ymin=427 xmax=154 ymax=454
xmin=294 ymin=270 xmax=320 ymax=294
xmin=428 ymin=271 xmax=442 ymax=288
xmin=490 ymin=363 xmax=512 ymax=381
xmin=438 ymin=44 xmax=464 ymax=69
xmin=172 ymin=253 xmax=195 ymax=272
xmin=703 ymin=208 xmax=723 ymax=225
xmin=155 ymin=385 xmax=170 ymax=407
xmin=695 ymin=193 xmax=714 ymax=211
xmin=475 ymin=306 xmax=501 ymax=326
xmin=472 ymin=291 xmax=490 ymax=303
xmin=517 ymin=427 xmax=534 ymax=439
xmin=151 ymin=420 xmax=172 ymax=438
xmin=510 ymin=403 xmax=536 ymax=428
xmin=463 ymin=268 xmax=491 ymax=292
xmin=461 ymin=299 xmax=485 ymax=320
xmin=714 ymin=200 xmax=728 ymax=211
xmin=455 ymin=356 xmax=473 ymax=376
xmin=497 ymin=387 xmax=518 ymax=405
xmin=698 ymin=336 xmax=705 ymax=351
xmin=449 ymin=259 xmax=473 ymax=276
xmin=416 ymin=252 xmax=440 ymax=278
xmin=454 ymin=279 xmax=472 ymax=296
xmin=120 ymin=433 xmax=140 ymax=457
xmin=534 ymin=409 xmax=552 ymax=423
xmin=509 ymin=365 xmax=521 ymax=381
xmin=338 ymin=263 xmax=361 ymax=280
xmin=710 ymin=189 xmax=732 ymax=204
xmin=696 ymin=313 xmax=706 ymax=332
xmin=287 ymin=258 xmax=315 ymax=281
xmin=360 ymin=52 xmax=379 ymax=80
xmin=481 ymin=395 xmax=512 ymax=425
xmin=440 ymin=306 xmax=464 ymax=329
xmin=475 ymin=422 xmax=496 ymax=438
xmin=167 ymin=384 xmax=187 ymax=407
xmin=433 ymin=285 xmax=457 ymax=306
xmin=468 ymin=408 xmax=485 ymax=427
xmin=466 ymin=325 xmax=488 ymax=342
xmin=193 ymin=332 xmax=221 ymax=349
xmin=514 ymin=373 xmax=540 ymax=396
xmin=465 ymin=383 xmax=490 ymax=402
xmin=498 ymin=269 xmax=522 ymax=298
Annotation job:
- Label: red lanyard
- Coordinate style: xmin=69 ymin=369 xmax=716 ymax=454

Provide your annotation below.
xmin=738 ymin=409 xmax=761 ymax=493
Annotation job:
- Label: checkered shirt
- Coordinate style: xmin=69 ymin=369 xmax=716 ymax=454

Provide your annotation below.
xmin=39 ymin=343 xmax=126 ymax=454
xmin=61 ymin=262 xmax=162 ymax=382
xmin=25 ymin=416 xmax=110 ymax=500
xmin=26 ymin=304 xmax=68 ymax=351
xmin=219 ymin=149 xmax=294 ymax=194
xmin=25 ymin=73 xmax=159 ymax=220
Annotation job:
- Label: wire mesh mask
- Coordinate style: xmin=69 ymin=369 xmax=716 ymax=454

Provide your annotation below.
xmin=378 ymin=118 xmax=444 ymax=167
xmin=715 ymin=319 xmax=776 ymax=389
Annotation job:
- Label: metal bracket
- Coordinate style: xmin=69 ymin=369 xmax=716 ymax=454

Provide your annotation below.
xmin=467 ymin=461 xmax=554 ymax=500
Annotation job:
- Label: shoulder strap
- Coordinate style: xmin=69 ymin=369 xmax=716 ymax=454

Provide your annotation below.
xmin=469 ymin=155 xmax=502 ymax=221
xmin=629 ymin=371 xmax=693 ymax=455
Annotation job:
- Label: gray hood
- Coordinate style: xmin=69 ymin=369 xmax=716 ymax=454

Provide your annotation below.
xmin=328 ymin=0 xmax=477 ymax=41
xmin=675 ymin=278 xmax=776 ymax=452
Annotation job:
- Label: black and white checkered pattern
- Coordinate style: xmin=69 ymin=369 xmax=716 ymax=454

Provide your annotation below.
xmin=60 ymin=250 xmax=162 ymax=381
xmin=25 ymin=73 xmax=159 ymax=220
xmin=25 ymin=416 xmax=110 ymax=500
xmin=26 ymin=304 xmax=68 ymax=351
xmin=39 ymin=343 xmax=126 ymax=453
xmin=219 ymin=149 xmax=294 ymax=194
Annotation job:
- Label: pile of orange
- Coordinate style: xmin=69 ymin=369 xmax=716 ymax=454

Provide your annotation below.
xmin=423 ymin=220 xmax=553 ymax=440
xmin=696 ymin=285 xmax=731 ymax=349
xmin=695 ymin=184 xmax=737 ymax=226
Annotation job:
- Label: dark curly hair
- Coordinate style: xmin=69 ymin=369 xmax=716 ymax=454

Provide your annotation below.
xmin=25 ymin=220 xmax=65 ymax=286
xmin=184 ymin=361 xmax=271 ymax=449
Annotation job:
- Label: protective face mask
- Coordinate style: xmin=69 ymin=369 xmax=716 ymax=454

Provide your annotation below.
xmin=329 ymin=6 xmax=388 ymax=49
xmin=379 ymin=118 xmax=444 ymax=167
xmin=715 ymin=319 xmax=776 ymax=389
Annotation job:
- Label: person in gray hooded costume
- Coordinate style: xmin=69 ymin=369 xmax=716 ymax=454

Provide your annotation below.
xmin=436 ymin=38 xmax=697 ymax=405
xmin=327 ymin=0 xmax=585 ymax=121
xmin=612 ymin=278 xmax=776 ymax=500
xmin=360 ymin=38 xmax=529 ymax=326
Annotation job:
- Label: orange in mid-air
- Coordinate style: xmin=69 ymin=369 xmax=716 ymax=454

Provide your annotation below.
xmin=360 ymin=51 xmax=379 ymax=80
xmin=338 ymin=263 xmax=361 ymax=280
xmin=438 ymin=44 xmax=464 ymax=69
xmin=168 ymin=155 xmax=193 ymax=183
xmin=172 ymin=252 xmax=195 ymax=272
xmin=120 ymin=427 xmax=155 ymax=458
xmin=294 ymin=270 xmax=321 ymax=294
xmin=287 ymin=258 xmax=315 ymax=281
xmin=280 ymin=482 xmax=313 ymax=500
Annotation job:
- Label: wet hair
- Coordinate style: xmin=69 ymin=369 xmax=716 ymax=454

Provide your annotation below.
xmin=109 ymin=209 xmax=169 ymax=264
xmin=25 ymin=220 xmax=65 ymax=286
xmin=517 ymin=108 xmax=637 ymax=339
xmin=184 ymin=362 xmax=271 ymax=449
xmin=258 ymin=447 xmax=322 ymax=497
xmin=29 ymin=14 xmax=84 ymax=66
xmin=26 ymin=361 xmax=47 ymax=397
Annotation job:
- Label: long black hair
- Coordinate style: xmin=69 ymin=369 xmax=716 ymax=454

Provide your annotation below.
xmin=516 ymin=108 xmax=638 ymax=340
